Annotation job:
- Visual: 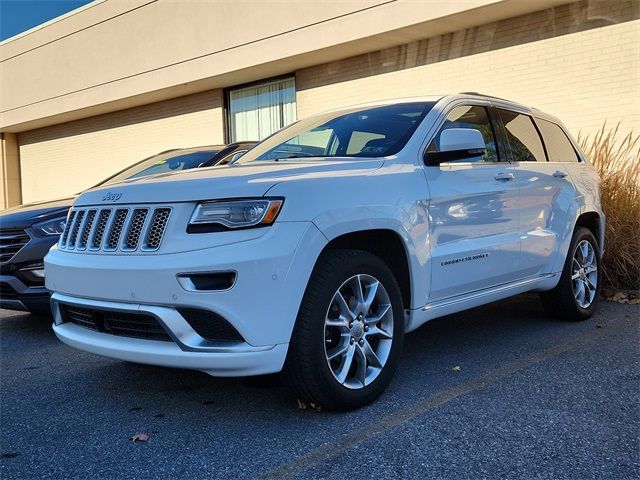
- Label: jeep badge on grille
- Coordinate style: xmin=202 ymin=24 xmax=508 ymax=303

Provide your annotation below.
xmin=102 ymin=192 xmax=122 ymax=202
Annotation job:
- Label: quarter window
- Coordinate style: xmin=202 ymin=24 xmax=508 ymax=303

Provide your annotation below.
xmin=536 ymin=118 xmax=580 ymax=163
xmin=228 ymin=77 xmax=297 ymax=142
xmin=427 ymin=105 xmax=499 ymax=162
xmin=498 ymin=109 xmax=546 ymax=162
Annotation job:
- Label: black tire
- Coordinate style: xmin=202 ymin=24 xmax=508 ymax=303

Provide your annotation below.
xmin=540 ymin=227 xmax=601 ymax=321
xmin=283 ymin=249 xmax=404 ymax=411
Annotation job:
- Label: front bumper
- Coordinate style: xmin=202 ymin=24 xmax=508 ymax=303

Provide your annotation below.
xmin=0 ymin=274 xmax=50 ymax=313
xmin=45 ymin=221 xmax=328 ymax=375
xmin=51 ymin=293 xmax=289 ymax=376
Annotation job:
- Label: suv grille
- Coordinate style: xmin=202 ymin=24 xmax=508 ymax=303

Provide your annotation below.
xmin=59 ymin=206 xmax=171 ymax=252
xmin=0 ymin=229 xmax=31 ymax=263
xmin=60 ymin=305 xmax=172 ymax=342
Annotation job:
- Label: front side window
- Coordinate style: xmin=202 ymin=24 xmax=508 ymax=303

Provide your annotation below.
xmin=228 ymin=77 xmax=297 ymax=142
xmin=535 ymin=118 xmax=580 ymax=163
xmin=499 ymin=109 xmax=546 ymax=162
xmin=236 ymin=102 xmax=435 ymax=162
xmin=427 ymin=105 xmax=499 ymax=162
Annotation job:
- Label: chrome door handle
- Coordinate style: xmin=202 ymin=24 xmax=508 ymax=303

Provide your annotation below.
xmin=553 ymin=170 xmax=568 ymax=178
xmin=494 ymin=172 xmax=515 ymax=181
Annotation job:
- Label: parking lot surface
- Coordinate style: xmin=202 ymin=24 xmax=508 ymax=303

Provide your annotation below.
xmin=1 ymin=294 xmax=638 ymax=479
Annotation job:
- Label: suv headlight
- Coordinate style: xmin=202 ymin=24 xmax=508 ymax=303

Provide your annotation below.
xmin=33 ymin=216 xmax=67 ymax=236
xmin=189 ymin=198 xmax=283 ymax=232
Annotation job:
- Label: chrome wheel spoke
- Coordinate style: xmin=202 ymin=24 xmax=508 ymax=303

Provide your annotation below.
xmin=362 ymin=280 xmax=379 ymax=314
xmin=334 ymin=344 xmax=356 ymax=384
xmin=349 ymin=275 xmax=365 ymax=310
xmin=366 ymin=325 xmax=392 ymax=340
xmin=353 ymin=345 xmax=367 ymax=387
xmin=360 ymin=340 xmax=383 ymax=369
xmin=325 ymin=318 xmax=350 ymax=331
xmin=365 ymin=304 xmax=391 ymax=325
xmin=334 ymin=291 xmax=355 ymax=321
xmin=576 ymin=280 xmax=586 ymax=305
xmin=326 ymin=339 xmax=350 ymax=361
xmin=579 ymin=242 xmax=589 ymax=264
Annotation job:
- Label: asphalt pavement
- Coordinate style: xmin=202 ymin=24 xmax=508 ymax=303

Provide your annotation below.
xmin=0 ymin=294 xmax=638 ymax=479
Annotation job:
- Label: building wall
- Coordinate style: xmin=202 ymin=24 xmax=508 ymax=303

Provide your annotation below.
xmin=18 ymin=90 xmax=224 ymax=203
xmin=297 ymin=1 xmax=640 ymax=139
xmin=6 ymin=0 xmax=559 ymax=132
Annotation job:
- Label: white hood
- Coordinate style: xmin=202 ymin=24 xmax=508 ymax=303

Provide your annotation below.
xmin=74 ymin=159 xmax=385 ymax=206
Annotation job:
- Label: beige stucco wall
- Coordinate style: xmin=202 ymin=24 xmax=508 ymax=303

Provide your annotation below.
xmin=18 ymin=90 xmax=224 ymax=203
xmin=297 ymin=12 xmax=640 ymax=139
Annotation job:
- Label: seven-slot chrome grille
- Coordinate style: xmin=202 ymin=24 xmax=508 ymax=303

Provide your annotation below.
xmin=59 ymin=207 xmax=171 ymax=252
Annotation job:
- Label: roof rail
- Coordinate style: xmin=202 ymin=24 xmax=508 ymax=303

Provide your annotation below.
xmin=458 ymin=92 xmax=514 ymax=102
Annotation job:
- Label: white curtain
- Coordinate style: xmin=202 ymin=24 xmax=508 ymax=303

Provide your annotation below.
xmin=229 ymin=78 xmax=296 ymax=142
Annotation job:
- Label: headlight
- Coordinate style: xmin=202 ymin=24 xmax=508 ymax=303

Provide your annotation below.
xmin=189 ymin=198 xmax=283 ymax=231
xmin=33 ymin=216 xmax=67 ymax=236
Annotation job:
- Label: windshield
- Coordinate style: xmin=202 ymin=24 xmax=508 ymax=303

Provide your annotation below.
xmin=98 ymin=149 xmax=221 ymax=186
xmin=237 ymin=102 xmax=435 ymax=163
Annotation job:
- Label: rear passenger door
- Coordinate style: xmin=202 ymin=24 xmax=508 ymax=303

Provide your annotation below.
xmin=424 ymin=103 xmax=521 ymax=301
xmin=497 ymin=109 xmax=576 ymax=277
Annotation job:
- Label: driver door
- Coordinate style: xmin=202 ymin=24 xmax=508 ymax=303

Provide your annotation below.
xmin=423 ymin=103 xmax=521 ymax=302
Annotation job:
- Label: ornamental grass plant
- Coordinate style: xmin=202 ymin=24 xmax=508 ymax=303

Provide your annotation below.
xmin=578 ymin=124 xmax=640 ymax=290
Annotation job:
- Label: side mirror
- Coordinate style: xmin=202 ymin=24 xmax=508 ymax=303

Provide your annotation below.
xmin=425 ymin=128 xmax=486 ymax=166
xmin=229 ymin=151 xmax=246 ymax=164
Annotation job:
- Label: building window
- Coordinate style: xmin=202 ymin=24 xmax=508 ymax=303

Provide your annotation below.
xmin=227 ymin=77 xmax=297 ymax=142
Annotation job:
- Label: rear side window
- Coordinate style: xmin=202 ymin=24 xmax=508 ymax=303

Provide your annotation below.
xmin=498 ymin=109 xmax=546 ymax=162
xmin=536 ymin=119 xmax=580 ymax=163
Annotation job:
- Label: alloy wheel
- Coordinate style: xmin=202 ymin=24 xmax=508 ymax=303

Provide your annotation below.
xmin=323 ymin=274 xmax=394 ymax=389
xmin=571 ymin=239 xmax=598 ymax=309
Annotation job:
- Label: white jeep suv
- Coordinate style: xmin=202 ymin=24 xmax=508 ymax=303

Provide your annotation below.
xmin=45 ymin=94 xmax=603 ymax=410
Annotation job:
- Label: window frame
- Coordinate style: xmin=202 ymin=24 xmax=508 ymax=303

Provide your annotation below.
xmin=422 ymin=101 xmax=505 ymax=165
xmin=224 ymin=74 xmax=297 ymax=143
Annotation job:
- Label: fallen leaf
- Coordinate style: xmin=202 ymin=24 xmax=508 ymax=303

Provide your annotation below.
xmin=596 ymin=324 xmax=603 ymax=329
xmin=629 ymin=297 xmax=640 ymax=305
xmin=296 ymin=399 xmax=321 ymax=411
xmin=610 ymin=292 xmax=629 ymax=303
xmin=452 ymin=366 xmax=461 ymax=372
xmin=130 ymin=433 xmax=150 ymax=443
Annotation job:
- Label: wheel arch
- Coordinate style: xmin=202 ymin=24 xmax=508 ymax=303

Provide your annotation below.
xmin=575 ymin=211 xmax=604 ymax=251
xmin=318 ymin=229 xmax=412 ymax=310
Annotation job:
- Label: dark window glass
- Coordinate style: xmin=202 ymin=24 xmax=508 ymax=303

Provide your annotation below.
xmin=237 ymin=102 xmax=434 ymax=162
xmin=498 ymin=109 xmax=546 ymax=162
xmin=427 ymin=105 xmax=499 ymax=162
xmin=536 ymin=118 xmax=580 ymax=163
xmin=99 ymin=149 xmax=219 ymax=186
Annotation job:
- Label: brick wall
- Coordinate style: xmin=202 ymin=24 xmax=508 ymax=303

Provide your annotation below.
xmin=296 ymin=1 xmax=640 ymax=139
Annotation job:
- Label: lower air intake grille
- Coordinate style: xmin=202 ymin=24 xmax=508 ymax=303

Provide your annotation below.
xmin=60 ymin=305 xmax=172 ymax=342
xmin=177 ymin=308 xmax=244 ymax=342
